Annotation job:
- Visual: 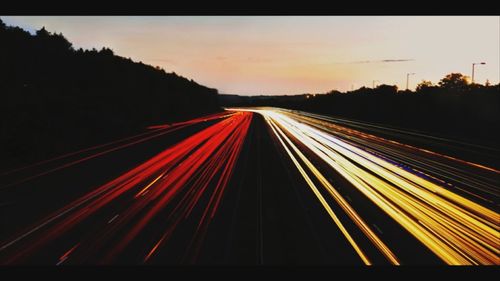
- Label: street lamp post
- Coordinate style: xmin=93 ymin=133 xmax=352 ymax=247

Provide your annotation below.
xmin=406 ymin=73 xmax=415 ymax=90
xmin=372 ymin=80 xmax=379 ymax=88
xmin=472 ymin=62 xmax=486 ymax=84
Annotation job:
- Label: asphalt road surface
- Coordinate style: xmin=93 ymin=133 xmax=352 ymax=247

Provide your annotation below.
xmin=1 ymin=108 xmax=498 ymax=265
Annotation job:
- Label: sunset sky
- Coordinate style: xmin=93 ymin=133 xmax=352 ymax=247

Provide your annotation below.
xmin=2 ymin=16 xmax=499 ymax=95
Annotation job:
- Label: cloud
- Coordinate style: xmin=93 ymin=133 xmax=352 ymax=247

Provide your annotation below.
xmin=380 ymin=59 xmax=415 ymax=63
xmin=348 ymin=59 xmax=415 ymax=64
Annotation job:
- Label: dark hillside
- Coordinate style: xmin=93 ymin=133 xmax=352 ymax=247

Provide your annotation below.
xmin=0 ymin=19 xmax=220 ymax=170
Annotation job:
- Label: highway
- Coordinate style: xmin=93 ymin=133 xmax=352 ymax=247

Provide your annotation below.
xmin=0 ymin=108 xmax=498 ymax=265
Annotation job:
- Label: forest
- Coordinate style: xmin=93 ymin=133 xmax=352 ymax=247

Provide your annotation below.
xmin=221 ymin=74 xmax=500 ymax=148
xmin=0 ymin=19 xmax=220 ymax=171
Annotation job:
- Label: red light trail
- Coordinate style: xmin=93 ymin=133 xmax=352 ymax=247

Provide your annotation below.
xmin=0 ymin=111 xmax=252 ymax=264
xmin=1 ymin=108 xmax=498 ymax=265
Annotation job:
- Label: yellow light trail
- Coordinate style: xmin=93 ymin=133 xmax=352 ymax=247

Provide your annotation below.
xmin=249 ymin=108 xmax=499 ymax=265
xmin=265 ymin=115 xmax=372 ymax=265
xmin=283 ymin=110 xmax=499 ymax=198
xmin=135 ymin=171 xmax=167 ymax=198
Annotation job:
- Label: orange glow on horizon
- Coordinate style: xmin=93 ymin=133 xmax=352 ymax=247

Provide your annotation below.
xmin=1 ymin=16 xmax=499 ymax=95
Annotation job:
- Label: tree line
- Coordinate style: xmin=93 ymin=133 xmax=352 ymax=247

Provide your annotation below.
xmin=0 ymin=19 xmax=221 ymax=171
xmin=220 ymin=73 xmax=500 ymax=149
xmin=324 ymin=73 xmax=498 ymax=96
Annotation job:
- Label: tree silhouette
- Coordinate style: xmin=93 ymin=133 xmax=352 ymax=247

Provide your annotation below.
xmin=35 ymin=26 xmax=50 ymax=37
xmin=99 ymin=47 xmax=114 ymax=56
xmin=375 ymin=84 xmax=398 ymax=95
xmin=438 ymin=73 xmax=470 ymax=92
xmin=416 ymin=80 xmax=433 ymax=91
xmin=415 ymin=80 xmax=440 ymax=94
xmin=0 ymin=19 xmax=220 ymax=171
xmin=219 ymin=71 xmax=499 ymax=154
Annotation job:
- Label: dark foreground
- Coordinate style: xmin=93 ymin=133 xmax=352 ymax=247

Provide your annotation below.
xmin=0 ymin=109 xmax=498 ymax=265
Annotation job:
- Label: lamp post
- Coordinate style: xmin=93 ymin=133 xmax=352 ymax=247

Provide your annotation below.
xmin=472 ymin=62 xmax=486 ymax=84
xmin=406 ymin=73 xmax=415 ymax=90
xmin=372 ymin=80 xmax=379 ymax=88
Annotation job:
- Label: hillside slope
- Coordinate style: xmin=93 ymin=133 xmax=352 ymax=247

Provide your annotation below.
xmin=0 ymin=19 xmax=221 ymax=170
